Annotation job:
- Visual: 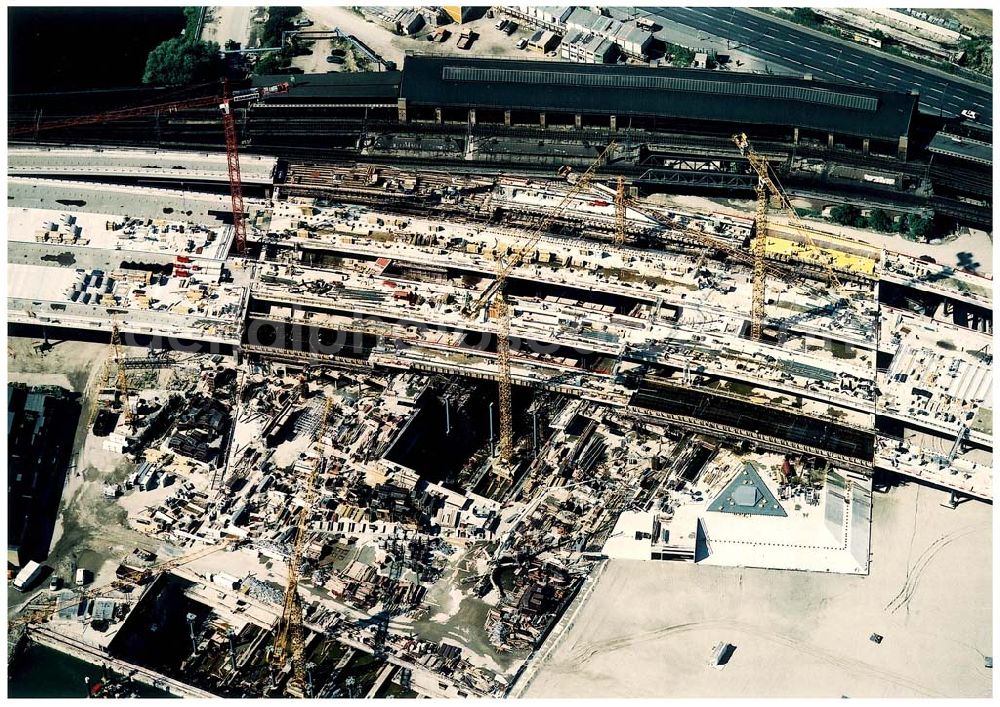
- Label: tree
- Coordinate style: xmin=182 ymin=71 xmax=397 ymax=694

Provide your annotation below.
xmin=183 ymin=6 xmax=202 ymax=39
xmin=143 ymin=37 xmax=221 ymax=85
xmin=906 ymin=214 xmax=932 ymax=239
xmin=829 ymin=204 xmax=860 ymax=226
xmin=958 ymin=37 xmax=992 ymax=75
xmin=792 ymin=8 xmax=819 ymax=27
xmin=253 ymin=50 xmax=290 ymax=76
xmin=867 ymin=208 xmax=892 ymax=232
xmin=261 ymin=6 xmax=303 ymax=47
xmin=665 ymin=42 xmax=695 ymax=67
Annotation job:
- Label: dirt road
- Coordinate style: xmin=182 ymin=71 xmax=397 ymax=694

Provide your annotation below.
xmin=200 ymin=5 xmax=253 ymax=48
xmin=8 ymin=336 xmax=165 ymax=612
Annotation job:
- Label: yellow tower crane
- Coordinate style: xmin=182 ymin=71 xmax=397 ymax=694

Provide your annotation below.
xmin=110 ymin=321 xmax=135 ymax=429
xmin=732 ymin=132 xmax=842 ymax=340
xmin=465 ymin=142 xmax=618 ymax=479
xmin=614 ymin=176 xmax=628 ymax=245
xmin=271 ymin=396 xmax=333 ymax=695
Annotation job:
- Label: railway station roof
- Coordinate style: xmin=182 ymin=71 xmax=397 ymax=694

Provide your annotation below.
xmin=927 ymin=131 xmax=992 ymax=166
xmin=399 ymin=55 xmax=918 ymax=140
xmin=253 ymin=71 xmax=401 ymax=101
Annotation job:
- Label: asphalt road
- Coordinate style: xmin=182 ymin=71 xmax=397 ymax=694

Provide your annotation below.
xmin=646 ymin=7 xmax=992 ymax=127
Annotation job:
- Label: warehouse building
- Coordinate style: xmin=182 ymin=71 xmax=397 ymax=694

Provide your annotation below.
xmin=563 ymin=7 xmax=654 ymax=58
xmin=561 ymin=32 xmax=618 ymax=64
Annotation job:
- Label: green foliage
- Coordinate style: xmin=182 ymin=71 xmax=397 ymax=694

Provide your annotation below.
xmin=253 ymin=50 xmax=290 ymax=75
xmin=866 ymin=208 xmax=892 ymax=232
xmin=906 ymin=214 xmax=932 ymax=239
xmin=791 ymin=8 xmax=820 ymax=27
xmin=958 ymin=37 xmax=992 ymax=75
xmin=143 ymin=37 xmax=221 ymax=85
xmin=260 ymin=6 xmax=303 ymax=47
xmin=183 ymin=7 xmax=201 ymax=40
xmin=665 ymin=42 xmax=696 ymax=67
xmin=829 ymin=204 xmax=860 ymax=227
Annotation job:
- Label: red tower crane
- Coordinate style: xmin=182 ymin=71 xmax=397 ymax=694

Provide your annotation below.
xmin=9 ymin=80 xmax=289 ymax=254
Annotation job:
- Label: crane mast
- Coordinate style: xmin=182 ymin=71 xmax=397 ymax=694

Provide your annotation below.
xmin=110 ymin=321 xmax=134 ymax=429
xmin=9 ymin=81 xmax=289 ymax=256
xmin=749 ymin=180 xmax=768 ymax=341
xmin=733 ymin=132 xmax=847 ymax=340
xmin=471 ymin=142 xmax=618 ymax=478
xmin=220 ymin=81 xmax=248 ymax=255
xmin=494 ymin=297 xmax=515 ymax=470
xmin=272 ymin=397 xmax=333 ymax=695
xmin=614 ymin=176 xmax=627 ymax=245
xmin=733 ymin=133 xmax=842 ymax=288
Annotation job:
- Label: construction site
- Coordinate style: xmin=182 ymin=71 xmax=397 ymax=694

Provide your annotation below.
xmin=7 ymin=34 xmax=993 ymax=700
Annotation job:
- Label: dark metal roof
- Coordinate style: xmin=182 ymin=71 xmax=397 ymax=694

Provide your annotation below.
xmin=399 ymin=55 xmax=918 ymax=140
xmin=253 ymin=71 xmax=401 ymax=101
xmin=928 ymin=131 xmax=992 ymax=166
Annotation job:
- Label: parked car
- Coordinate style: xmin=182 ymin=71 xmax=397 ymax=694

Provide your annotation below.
xmin=495 ymin=19 xmax=508 ymax=31
xmin=292 ymin=17 xmax=313 ymax=28
xmin=326 ymin=55 xmax=345 ymax=65
xmin=503 ymin=21 xmax=518 ymax=35
xmin=516 ymin=38 xmax=528 ymax=50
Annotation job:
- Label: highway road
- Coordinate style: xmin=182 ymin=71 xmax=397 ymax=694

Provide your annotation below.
xmin=646 ymin=7 xmax=992 ymax=127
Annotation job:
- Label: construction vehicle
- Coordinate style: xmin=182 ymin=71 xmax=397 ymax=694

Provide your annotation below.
xmin=462 ymin=142 xmax=618 ymax=479
xmin=9 ymin=81 xmax=290 ymax=255
xmin=271 ymin=397 xmax=334 ymax=695
xmin=457 ymin=29 xmax=476 ymax=50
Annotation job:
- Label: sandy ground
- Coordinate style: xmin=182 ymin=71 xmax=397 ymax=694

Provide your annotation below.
xmin=301 ymin=6 xmax=564 ymax=68
xmin=200 ymin=5 xmax=253 ymax=48
xmin=653 ymin=193 xmax=994 ymax=276
xmin=520 ymin=482 xmax=991 ymax=698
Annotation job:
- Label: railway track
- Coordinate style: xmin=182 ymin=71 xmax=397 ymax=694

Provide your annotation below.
xmin=10 ymin=116 xmax=990 ymax=227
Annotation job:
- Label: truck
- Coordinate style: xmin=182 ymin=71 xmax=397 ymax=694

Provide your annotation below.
xmin=13 ymin=561 xmax=45 ymax=591
xmin=457 ymin=30 xmax=476 ymax=50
